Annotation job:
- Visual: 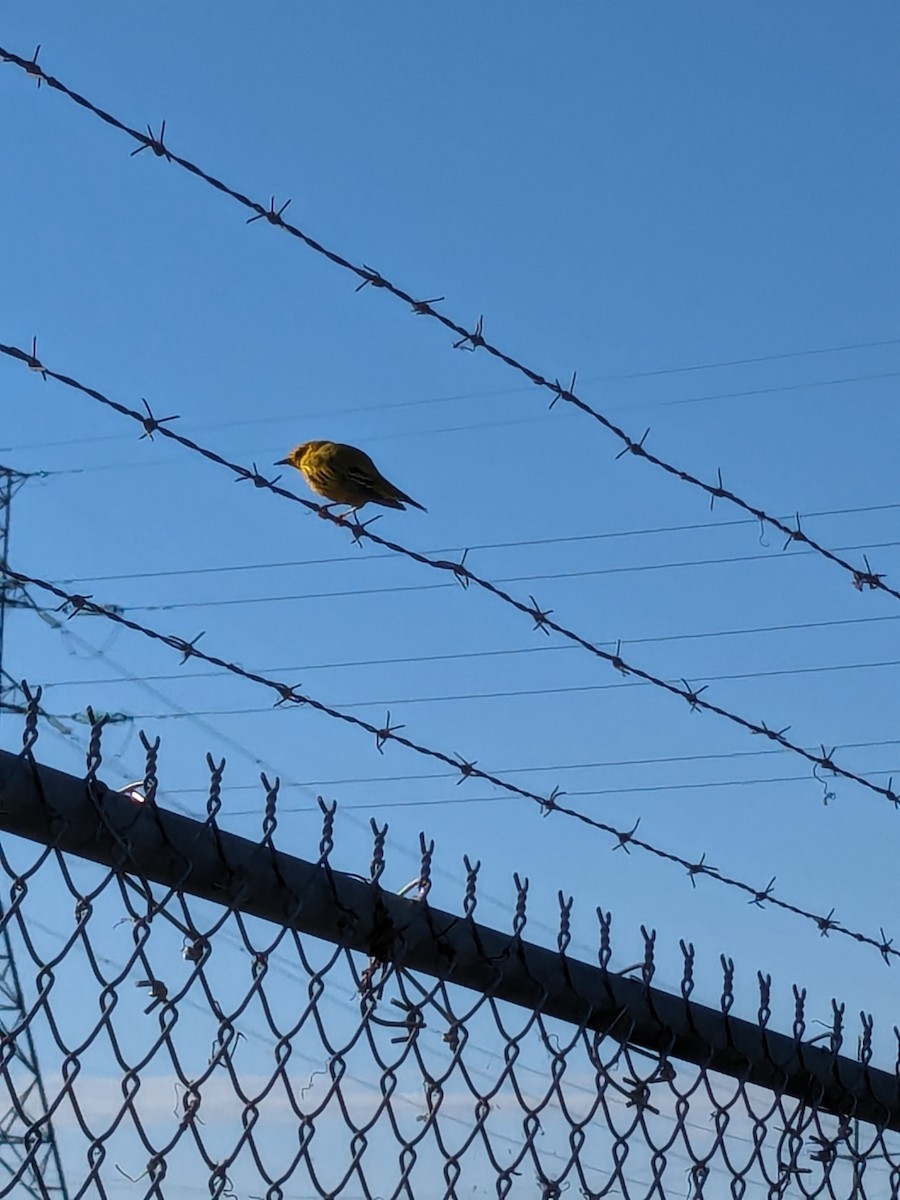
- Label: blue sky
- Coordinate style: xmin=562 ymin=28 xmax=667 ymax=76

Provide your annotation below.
xmin=2 ymin=0 xmax=900 ymax=1137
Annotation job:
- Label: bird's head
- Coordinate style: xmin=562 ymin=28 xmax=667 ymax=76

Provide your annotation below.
xmin=274 ymin=442 xmax=315 ymax=468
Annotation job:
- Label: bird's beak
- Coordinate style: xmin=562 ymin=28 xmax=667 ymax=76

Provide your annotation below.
xmin=273 ymin=457 xmax=292 ymax=466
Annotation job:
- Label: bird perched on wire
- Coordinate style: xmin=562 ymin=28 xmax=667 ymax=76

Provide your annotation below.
xmin=275 ymin=440 xmax=427 ymax=514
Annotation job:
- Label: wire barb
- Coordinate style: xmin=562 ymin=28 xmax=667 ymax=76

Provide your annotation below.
xmin=167 ymin=630 xmax=206 ymax=664
xmin=749 ymin=877 xmax=777 ymax=908
xmin=245 ymin=195 xmax=291 ymax=225
xmin=614 ymin=427 xmax=650 ymax=461
xmin=235 ymin=462 xmax=282 ymax=489
xmin=138 ymin=397 xmax=180 ymax=441
xmin=527 ymin=595 xmax=553 ymax=635
xmin=453 ymin=315 xmax=485 ymax=351
xmin=129 ymin=120 xmax=170 ymax=159
xmin=548 ymin=371 xmax=577 ymax=411
xmin=354 ymin=264 xmax=387 ymax=292
xmin=411 ymin=295 xmax=444 ymax=315
xmin=26 ymin=335 xmax=46 ymax=377
xmin=375 ymin=710 xmax=404 ymax=754
xmin=680 ymin=679 xmax=709 ymax=712
xmin=852 ymin=554 xmax=886 ymax=592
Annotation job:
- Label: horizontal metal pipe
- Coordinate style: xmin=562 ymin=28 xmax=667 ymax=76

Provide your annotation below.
xmin=1 ymin=749 xmax=897 ymax=1131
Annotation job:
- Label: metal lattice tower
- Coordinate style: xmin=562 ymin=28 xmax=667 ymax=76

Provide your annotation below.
xmin=0 ymin=466 xmax=32 ymax=721
xmin=0 ymin=465 xmax=69 ymax=1199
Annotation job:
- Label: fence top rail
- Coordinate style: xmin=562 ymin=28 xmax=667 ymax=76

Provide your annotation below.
xmin=1 ymin=745 xmax=898 ymax=1133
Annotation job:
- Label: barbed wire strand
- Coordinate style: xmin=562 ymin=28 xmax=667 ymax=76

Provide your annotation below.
xmin=5 ymin=560 xmax=899 ymax=967
xmin=0 ymin=45 xmax=895 ymax=603
xmin=1 ymin=340 xmax=897 ymax=809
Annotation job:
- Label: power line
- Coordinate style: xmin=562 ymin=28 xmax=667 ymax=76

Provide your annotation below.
xmin=125 ymin=540 xmax=900 ymax=613
xmin=80 ymin=657 xmax=899 ymax=719
xmin=0 ymin=47 xmax=895 ymax=599
xmin=48 ymin=501 xmax=900 ymax=587
xmin=13 ymin=368 xmax=900 ymax=482
xmin=591 ymin=337 xmax=900 ymax=381
xmin=220 ymin=766 xmax=900 ymax=812
xmin=641 ymin=368 xmax=900 ymax=410
xmin=35 ymin=613 xmax=900 ymax=692
xmin=6 ymin=364 xmax=900 ymax=458
xmin=153 ymin=737 xmax=900 ymax=792
xmin=5 ymin=562 xmax=899 ymax=965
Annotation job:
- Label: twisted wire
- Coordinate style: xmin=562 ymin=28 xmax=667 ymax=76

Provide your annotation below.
xmin=1 ymin=339 xmax=896 ymax=810
xmin=1 ymin=43 xmax=895 ymax=603
xmin=5 ymin=561 xmax=900 ymax=967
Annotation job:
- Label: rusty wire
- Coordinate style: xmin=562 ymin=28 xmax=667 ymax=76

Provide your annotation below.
xmin=5 ymin=573 xmax=900 ymax=968
xmin=1 ymin=43 xmax=896 ymax=605
xmin=0 ymin=716 xmax=899 ymax=1198
xmin=1 ymin=340 xmax=896 ymax=815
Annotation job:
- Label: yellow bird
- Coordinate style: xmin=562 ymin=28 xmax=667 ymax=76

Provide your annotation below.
xmin=275 ymin=440 xmax=427 ymax=513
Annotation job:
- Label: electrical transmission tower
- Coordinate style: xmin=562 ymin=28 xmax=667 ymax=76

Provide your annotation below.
xmin=0 ymin=464 xmax=69 ymax=1199
xmin=0 ymin=466 xmax=30 ymax=720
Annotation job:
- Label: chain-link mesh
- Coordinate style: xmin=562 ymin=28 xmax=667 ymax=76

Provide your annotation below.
xmin=0 ymin=722 xmax=899 ymax=1199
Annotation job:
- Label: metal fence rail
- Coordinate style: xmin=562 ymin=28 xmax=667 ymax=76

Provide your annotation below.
xmin=0 ymin=727 xmax=898 ymax=1198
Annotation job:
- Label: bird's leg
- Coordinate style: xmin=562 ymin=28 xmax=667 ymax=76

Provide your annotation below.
xmin=317 ymin=502 xmax=347 ymax=521
xmin=325 ymin=504 xmax=360 ymax=526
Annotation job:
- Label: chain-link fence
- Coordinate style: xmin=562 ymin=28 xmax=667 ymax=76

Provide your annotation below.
xmin=1 ymin=705 xmax=899 ymax=1200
